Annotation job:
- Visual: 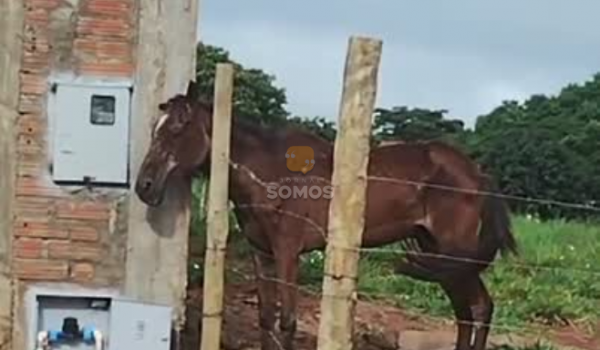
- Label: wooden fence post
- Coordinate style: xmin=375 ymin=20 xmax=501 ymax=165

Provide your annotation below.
xmin=316 ymin=36 xmax=383 ymax=350
xmin=200 ymin=63 xmax=235 ymax=350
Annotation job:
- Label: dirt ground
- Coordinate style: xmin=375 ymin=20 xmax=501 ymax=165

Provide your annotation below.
xmin=181 ymin=281 xmax=600 ymax=350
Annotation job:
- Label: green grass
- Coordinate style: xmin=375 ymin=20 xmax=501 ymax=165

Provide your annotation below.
xmin=299 ymin=216 xmax=600 ymax=332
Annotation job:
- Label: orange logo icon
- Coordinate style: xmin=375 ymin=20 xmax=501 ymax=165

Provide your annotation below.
xmin=285 ymin=146 xmax=315 ymax=174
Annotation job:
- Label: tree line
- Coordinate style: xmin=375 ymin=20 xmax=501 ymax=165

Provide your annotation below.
xmin=194 ymin=43 xmax=600 ymax=221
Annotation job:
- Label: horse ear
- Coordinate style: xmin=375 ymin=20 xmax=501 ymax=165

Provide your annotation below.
xmin=186 ymin=80 xmax=198 ymax=101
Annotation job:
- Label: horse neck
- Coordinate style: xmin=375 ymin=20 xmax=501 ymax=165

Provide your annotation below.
xmin=223 ymin=118 xmax=334 ymax=203
xmin=224 ymin=119 xmax=280 ymax=203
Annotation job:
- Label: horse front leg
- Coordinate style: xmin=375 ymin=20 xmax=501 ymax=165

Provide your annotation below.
xmin=253 ymin=252 xmax=279 ymax=350
xmin=274 ymin=251 xmax=300 ymax=350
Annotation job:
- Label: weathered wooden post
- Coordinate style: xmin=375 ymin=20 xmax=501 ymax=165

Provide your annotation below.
xmin=200 ymin=63 xmax=235 ymax=350
xmin=316 ymin=36 xmax=383 ymax=350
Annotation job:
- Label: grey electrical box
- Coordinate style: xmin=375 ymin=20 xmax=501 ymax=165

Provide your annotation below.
xmin=31 ymin=292 xmax=172 ymax=350
xmin=50 ymin=79 xmax=131 ymax=185
xmin=108 ymin=299 xmax=172 ymax=350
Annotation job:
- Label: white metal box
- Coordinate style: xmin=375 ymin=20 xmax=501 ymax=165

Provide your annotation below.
xmin=49 ymin=79 xmax=132 ymax=185
xmin=108 ymin=299 xmax=172 ymax=350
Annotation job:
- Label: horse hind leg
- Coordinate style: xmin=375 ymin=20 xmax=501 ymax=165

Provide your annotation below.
xmin=441 ymin=279 xmax=475 ymax=350
xmin=394 ymin=259 xmax=439 ymax=282
xmin=394 ymin=226 xmax=446 ymax=282
xmin=274 ymin=250 xmax=300 ymax=350
xmin=470 ymin=276 xmax=494 ymax=350
xmin=394 ymin=236 xmax=440 ymax=282
xmin=401 ymin=225 xmax=494 ymax=350
xmin=441 ymin=274 xmax=494 ymax=350
xmin=253 ymin=252 xmax=279 ymax=350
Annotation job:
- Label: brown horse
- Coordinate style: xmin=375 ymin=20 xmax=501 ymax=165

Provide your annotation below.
xmin=135 ymin=81 xmax=518 ymax=350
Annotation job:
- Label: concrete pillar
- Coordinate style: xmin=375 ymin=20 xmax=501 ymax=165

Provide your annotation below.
xmin=0 ymin=0 xmax=24 ymax=348
xmin=124 ymin=0 xmax=200 ymax=344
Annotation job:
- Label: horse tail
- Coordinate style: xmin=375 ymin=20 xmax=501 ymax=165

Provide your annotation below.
xmin=478 ymin=175 xmax=518 ymax=262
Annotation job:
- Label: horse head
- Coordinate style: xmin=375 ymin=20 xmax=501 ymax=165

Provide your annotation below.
xmin=135 ymin=80 xmax=212 ymax=206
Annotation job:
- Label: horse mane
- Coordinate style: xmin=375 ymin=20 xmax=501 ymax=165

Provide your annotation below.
xmin=195 ymin=98 xmax=333 ymax=151
xmin=193 ymin=97 xmax=475 ymax=175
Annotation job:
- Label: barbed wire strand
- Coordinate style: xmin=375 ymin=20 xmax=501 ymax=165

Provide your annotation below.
xmin=195 ymin=160 xmax=600 ymax=347
xmin=207 ymin=204 xmax=600 ymax=277
xmin=226 ymin=161 xmax=600 ymax=270
xmin=221 ymin=265 xmax=580 ymax=341
xmin=223 ymin=160 xmax=600 ymax=276
xmin=229 ymin=160 xmax=600 ymax=212
xmin=199 ymin=214 xmax=600 ymax=346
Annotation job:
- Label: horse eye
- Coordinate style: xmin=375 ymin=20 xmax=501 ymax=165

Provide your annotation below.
xmin=291 ymin=154 xmax=295 ymax=158
xmin=311 ymin=159 xmax=315 ymax=164
xmin=285 ymin=154 xmax=289 ymax=158
xmin=305 ymin=159 xmax=309 ymax=164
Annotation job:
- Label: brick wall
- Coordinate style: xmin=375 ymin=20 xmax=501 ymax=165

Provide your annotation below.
xmin=13 ymin=0 xmax=137 ymax=286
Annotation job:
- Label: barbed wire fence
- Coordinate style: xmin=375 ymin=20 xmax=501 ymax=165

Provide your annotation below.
xmin=189 ymin=154 xmax=600 ymax=350
xmin=195 ymin=35 xmax=600 ymax=350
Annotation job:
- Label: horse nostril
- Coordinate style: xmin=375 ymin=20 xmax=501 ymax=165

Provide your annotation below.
xmin=143 ymin=179 xmax=153 ymax=190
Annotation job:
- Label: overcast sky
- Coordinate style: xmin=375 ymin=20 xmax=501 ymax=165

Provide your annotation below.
xmin=197 ymin=0 xmax=600 ymax=128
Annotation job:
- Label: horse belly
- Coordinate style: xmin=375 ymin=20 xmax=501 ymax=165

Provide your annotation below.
xmin=361 ymin=188 xmax=423 ymax=248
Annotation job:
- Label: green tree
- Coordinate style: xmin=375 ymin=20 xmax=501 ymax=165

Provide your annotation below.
xmin=195 ymin=43 xmax=289 ymax=126
xmin=472 ymin=127 xmax=593 ymax=219
xmin=287 ymin=116 xmax=337 ymax=142
xmin=372 ymin=106 xmax=466 ymax=146
xmin=469 ymin=73 xmax=600 ymax=220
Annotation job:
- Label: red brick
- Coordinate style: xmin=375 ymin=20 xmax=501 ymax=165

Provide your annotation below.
xmin=17 ymin=133 xmax=44 ymax=155
xmin=14 ymin=221 xmax=68 ymax=239
xmin=16 ymin=177 xmax=65 ymax=198
xmin=17 ymin=114 xmax=46 ymax=137
xmin=13 ymin=196 xmax=55 ymax=222
xmin=70 ymin=262 xmax=95 ymax=281
xmin=22 ymin=20 xmax=46 ymax=33
xmin=22 ymin=38 xmax=51 ymax=55
xmin=78 ymin=62 xmax=134 ymax=77
xmin=14 ymin=259 xmax=68 ymax=280
xmin=18 ymin=162 xmax=45 ymax=177
xmin=25 ymin=0 xmax=61 ymax=10
xmin=18 ymin=148 xmax=45 ymax=161
xmin=16 ymin=138 xmax=46 ymax=175
xmin=16 ymin=143 xmax=44 ymax=158
xmin=56 ymin=201 xmax=111 ymax=221
xmin=22 ymin=53 xmax=49 ymax=73
xmin=20 ymin=73 xmax=47 ymax=95
xmin=14 ymin=238 xmax=45 ymax=259
xmin=22 ymin=28 xmax=50 ymax=49
xmin=19 ymin=93 xmax=44 ymax=114
xmin=74 ymin=38 xmax=131 ymax=60
xmin=84 ymin=0 xmax=133 ymax=18
xmin=48 ymin=240 xmax=102 ymax=262
xmin=17 ymin=141 xmax=45 ymax=162
xmin=70 ymin=226 xmax=100 ymax=242
xmin=77 ymin=18 xmax=131 ymax=38
xmin=17 ymin=151 xmax=47 ymax=177
xmin=16 ymin=140 xmax=44 ymax=157
xmin=25 ymin=8 xmax=49 ymax=26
